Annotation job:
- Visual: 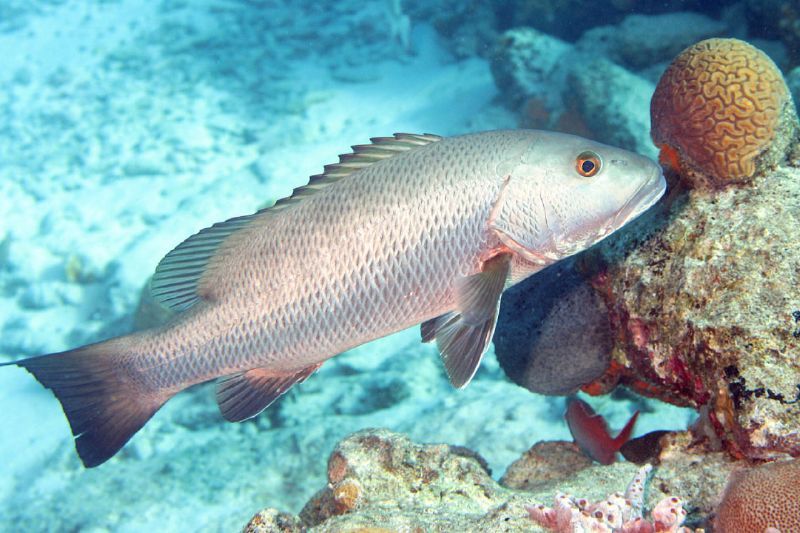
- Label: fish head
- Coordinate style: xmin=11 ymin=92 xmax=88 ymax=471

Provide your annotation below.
xmin=493 ymin=131 xmax=666 ymax=263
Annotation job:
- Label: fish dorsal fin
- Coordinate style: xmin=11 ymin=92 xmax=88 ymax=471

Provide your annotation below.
xmin=150 ymin=210 xmax=270 ymax=311
xmin=270 ymin=132 xmax=443 ymax=212
xmin=421 ymin=252 xmax=511 ymax=388
xmin=216 ymin=363 xmax=322 ymax=422
xmin=152 ymin=133 xmax=443 ymax=311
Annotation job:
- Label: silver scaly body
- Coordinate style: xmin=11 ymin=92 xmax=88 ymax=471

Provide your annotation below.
xmin=7 ymin=129 xmax=666 ymax=467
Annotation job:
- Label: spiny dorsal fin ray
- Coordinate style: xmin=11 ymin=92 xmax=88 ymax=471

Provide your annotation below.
xmin=152 ymin=132 xmax=442 ymax=312
xmin=277 ymin=132 xmax=443 ymax=211
xmin=317 ymin=133 xmax=442 ymax=181
xmin=421 ymin=253 xmax=512 ymax=388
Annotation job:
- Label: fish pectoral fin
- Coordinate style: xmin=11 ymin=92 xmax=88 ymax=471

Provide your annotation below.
xmin=421 ymin=253 xmax=511 ymax=389
xmin=490 ymin=224 xmax=555 ymax=267
xmin=216 ymin=363 xmax=323 ymax=422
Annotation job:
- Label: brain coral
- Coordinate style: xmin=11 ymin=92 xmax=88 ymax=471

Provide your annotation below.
xmin=651 ymin=38 xmax=797 ymax=189
xmin=714 ymin=459 xmax=800 ymax=532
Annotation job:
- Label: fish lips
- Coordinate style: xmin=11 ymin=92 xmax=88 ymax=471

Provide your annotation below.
xmin=611 ymin=168 xmax=667 ymax=229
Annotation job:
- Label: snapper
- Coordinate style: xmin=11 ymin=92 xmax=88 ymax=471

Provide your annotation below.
xmin=5 ymin=130 xmax=665 ymax=467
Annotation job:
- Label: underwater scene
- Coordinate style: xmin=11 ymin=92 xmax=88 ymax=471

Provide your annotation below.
xmin=1 ymin=0 xmax=799 ymax=531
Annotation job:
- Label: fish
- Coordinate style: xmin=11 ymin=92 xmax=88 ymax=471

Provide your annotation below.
xmin=620 ymin=430 xmax=670 ymax=464
xmin=4 ymin=129 xmax=666 ymax=467
xmin=565 ymin=397 xmax=640 ymax=465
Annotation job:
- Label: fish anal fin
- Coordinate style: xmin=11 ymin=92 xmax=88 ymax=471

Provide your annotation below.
xmin=421 ymin=253 xmax=512 ymax=389
xmin=216 ymin=363 xmax=322 ymax=422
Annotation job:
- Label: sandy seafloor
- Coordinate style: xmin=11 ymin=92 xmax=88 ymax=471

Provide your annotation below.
xmin=0 ymin=1 xmax=694 ymax=531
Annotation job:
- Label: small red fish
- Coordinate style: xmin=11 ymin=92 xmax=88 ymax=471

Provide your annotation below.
xmin=565 ymin=398 xmax=639 ymax=465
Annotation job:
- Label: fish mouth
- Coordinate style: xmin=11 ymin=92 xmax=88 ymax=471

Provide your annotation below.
xmin=612 ymin=167 xmax=667 ymax=229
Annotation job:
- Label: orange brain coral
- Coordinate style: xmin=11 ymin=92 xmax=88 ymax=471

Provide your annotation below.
xmin=714 ymin=459 xmax=800 ymax=532
xmin=651 ymin=38 xmax=791 ymax=187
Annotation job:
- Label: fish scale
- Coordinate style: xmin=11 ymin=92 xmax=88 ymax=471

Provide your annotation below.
xmin=192 ymin=151 xmax=499 ymax=371
xmin=5 ymin=129 xmax=666 ymax=467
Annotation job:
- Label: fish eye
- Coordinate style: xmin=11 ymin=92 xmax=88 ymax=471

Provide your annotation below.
xmin=576 ymin=151 xmax=602 ymax=177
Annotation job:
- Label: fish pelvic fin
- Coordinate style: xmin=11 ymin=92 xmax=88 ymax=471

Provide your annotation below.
xmin=216 ymin=363 xmax=322 ymax=422
xmin=6 ymin=339 xmax=170 ymax=468
xmin=422 ymin=252 xmax=511 ymax=389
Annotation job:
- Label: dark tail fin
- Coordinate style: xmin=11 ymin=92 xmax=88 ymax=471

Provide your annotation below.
xmin=6 ymin=339 xmax=169 ymax=467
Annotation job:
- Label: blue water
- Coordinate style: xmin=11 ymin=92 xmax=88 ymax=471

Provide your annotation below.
xmin=0 ymin=1 xmax=791 ymax=531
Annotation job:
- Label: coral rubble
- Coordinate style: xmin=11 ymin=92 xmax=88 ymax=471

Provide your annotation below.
xmin=491 ymin=27 xmax=656 ymax=157
xmin=651 ymin=38 xmax=798 ymax=189
xmin=501 ymin=440 xmax=593 ymax=490
xmin=576 ymin=12 xmax=727 ymax=70
xmin=490 ymin=27 xmax=573 ymax=111
xmin=244 ymin=429 xmax=728 ymax=531
xmin=567 ymin=57 xmax=655 ymax=155
xmin=269 ymin=428 xmax=537 ymax=531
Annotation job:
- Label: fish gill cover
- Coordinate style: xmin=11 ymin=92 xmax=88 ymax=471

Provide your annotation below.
xmin=0 ymin=0 xmax=795 ymax=531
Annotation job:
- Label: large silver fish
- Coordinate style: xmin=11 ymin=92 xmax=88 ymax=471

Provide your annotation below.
xmin=5 ymin=130 xmax=665 ymax=467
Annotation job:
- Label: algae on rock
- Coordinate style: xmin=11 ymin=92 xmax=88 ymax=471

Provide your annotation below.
xmin=584 ymin=165 xmax=800 ymax=460
xmin=244 ymin=428 xmax=733 ymax=531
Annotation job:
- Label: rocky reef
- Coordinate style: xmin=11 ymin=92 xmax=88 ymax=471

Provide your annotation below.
xmin=245 ymin=428 xmax=535 ymax=531
xmin=577 ymin=37 xmax=800 ymax=461
xmin=243 ymin=428 xmax=736 ymax=531
xmin=492 ymin=30 xmax=800 ymax=462
xmin=487 ymin=29 xmax=800 ymax=530
xmin=582 ymin=161 xmax=800 ymax=459
xmin=576 ymin=12 xmax=727 ymax=71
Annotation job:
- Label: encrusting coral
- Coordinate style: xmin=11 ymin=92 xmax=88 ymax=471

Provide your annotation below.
xmin=714 ymin=459 xmax=800 ymax=533
xmin=526 ymin=464 xmax=695 ymax=532
xmin=650 ymin=38 xmax=797 ymax=189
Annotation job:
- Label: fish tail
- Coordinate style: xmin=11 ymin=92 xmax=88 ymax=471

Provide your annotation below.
xmin=5 ymin=338 xmax=170 ymax=468
xmin=611 ymin=410 xmax=640 ymax=450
